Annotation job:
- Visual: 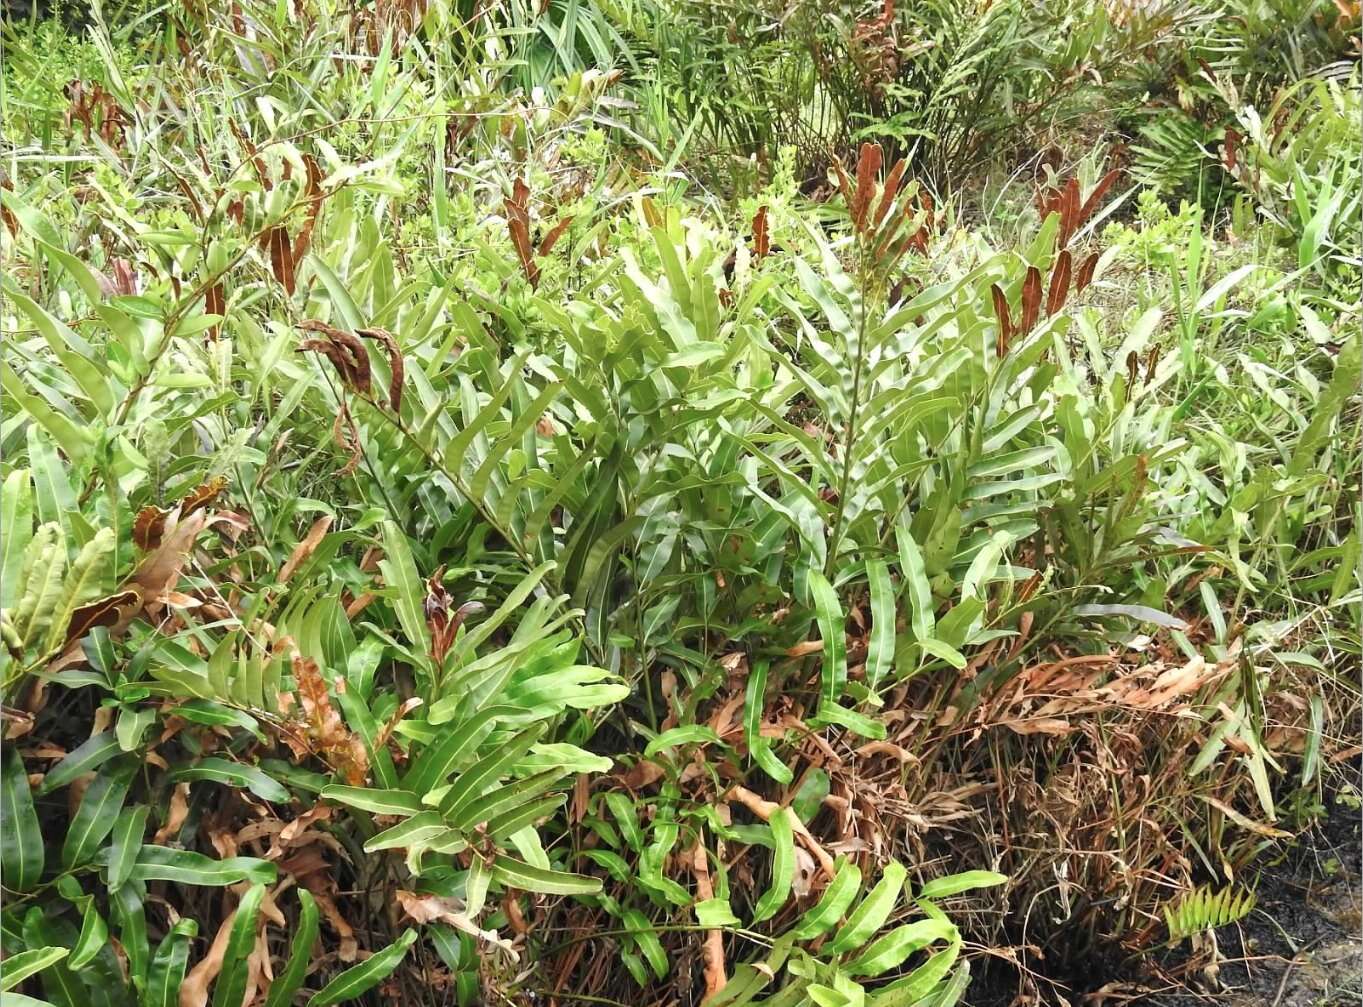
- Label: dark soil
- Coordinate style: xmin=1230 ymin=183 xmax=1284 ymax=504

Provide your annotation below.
xmin=968 ymin=792 xmax=1362 ymax=1006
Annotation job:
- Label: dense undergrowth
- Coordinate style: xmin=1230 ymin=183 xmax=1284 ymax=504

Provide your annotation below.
xmin=0 ymin=1 xmax=1359 ymax=1005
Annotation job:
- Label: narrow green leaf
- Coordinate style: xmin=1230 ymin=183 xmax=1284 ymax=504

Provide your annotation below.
xmin=916 ymin=870 xmax=1007 ymax=901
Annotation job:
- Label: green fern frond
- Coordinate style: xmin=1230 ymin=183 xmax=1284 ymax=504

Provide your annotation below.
xmin=1162 ymin=884 xmax=1257 ymax=943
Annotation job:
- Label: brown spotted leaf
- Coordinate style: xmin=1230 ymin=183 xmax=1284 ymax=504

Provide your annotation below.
xmin=358 ymin=328 xmax=404 ymax=413
xmin=180 ymin=476 xmax=228 ymax=518
xmin=63 ymin=589 xmax=142 ymax=649
xmin=133 ymin=505 xmax=172 ymax=551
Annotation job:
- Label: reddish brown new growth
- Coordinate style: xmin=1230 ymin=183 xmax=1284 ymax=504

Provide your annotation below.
xmin=1046 ymin=249 xmax=1072 ymax=317
xmin=873 ymin=158 xmax=908 ymax=231
xmin=1075 ymin=251 xmax=1100 ymax=293
xmin=505 ymin=177 xmax=538 ymax=287
xmin=538 ymin=216 xmax=574 ymax=259
xmin=205 ymin=283 xmax=226 ymax=340
xmin=752 ymin=205 xmax=770 ymax=260
xmin=1021 ymin=265 xmax=1042 ymax=334
xmin=264 ymin=226 xmax=295 ymax=294
xmin=65 ymin=80 xmax=129 ymax=147
xmin=424 ymin=566 xmax=484 ymax=667
xmin=991 ymin=283 xmax=1013 ymax=359
xmin=1036 ymin=168 xmax=1121 ymax=248
xmin=851 ymin=142 xmax=883 ymax=232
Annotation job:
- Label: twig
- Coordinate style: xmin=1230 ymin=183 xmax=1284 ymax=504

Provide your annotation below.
xmin=689 ymin=837 xmax=727 ymax=998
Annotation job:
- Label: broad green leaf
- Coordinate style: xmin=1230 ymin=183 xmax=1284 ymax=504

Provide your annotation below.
xmin=128 ymin=846 xmax=277 ymax=886
xmin=895 ymin=521 xmax=935 ymax=642
xmin=363 ymin=812 xmax=446 ymax=852
xmin=491 ymin=855 xmax=602 ymax=895
xmin=0 ymin=948 xmax=68 ymax=992
xmin=44 ymin=527 xmax=115 ymax=654
xmin=145 ymin=919 xmax=198 ymax=1007
xmin=916 ymin=870 xmax=1008 ymax=901
xmin=106 ymin=805 xmax=150 ymax=892
xmin=793 ymin=858 xmax=863 ymax=939
xmin=212 ymin=884 xmax=265 ymax=1007
xmin=379 ymin=521 xmax=430 ymax=667
xmin=263 ymin=890 xmax=320 ymax=1007
xmin=402 ymin=704 xmax=520 ymax=793
xmin=307 ymin=929 xmax=417 ymax=1007
xmin=437 ymin=724 xmax=545 ymax=820
xmin=38 ymin=731 xmax=120 ymax=794
xmin=807 ymin=568 xmax=847 ymax=710
xmin=865 ymin=560 xmax=895 ymax=687
xmin=1071 ymin=604 xmax=1188 ymax=631
xmin=694 ymin=898 xmax=741 ymax=928
xmin=319 ymin=785 xmax=423 ymax=816
xmin=1 ymin=470 xmax=35 ymax=610
xmin=843 ymin=919 xmax=957 ymax=976
xmin=745 ymin=659 xmax=793 ymax=785
xmin=1 ymin=281 xmax=114 ymax=416
xmin=829 ymin=861 xmax=908 ymax=954
xmin=62 ymin=757 xmax=135 ymax=868
xmin=751 ymin=809 xmax=794 ymax=924
xmin=1 ymin=748 xmax=44 ymax=891
xmin=170 ymin=758 xmax=290 ymax=803
xmin=644 ymin=725 xmax=722 ymax=758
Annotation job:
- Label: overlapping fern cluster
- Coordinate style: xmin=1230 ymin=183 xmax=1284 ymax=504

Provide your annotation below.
xmin=0 ymin=1 xmax=1358 ymax=1005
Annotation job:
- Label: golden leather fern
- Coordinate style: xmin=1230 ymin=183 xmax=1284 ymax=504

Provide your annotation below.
xmin=1163 ymin=885 xmax=1257 ymax=943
